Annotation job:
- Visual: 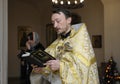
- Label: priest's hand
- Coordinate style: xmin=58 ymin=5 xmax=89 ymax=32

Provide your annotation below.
xmin=31 ymin=64 xmax=43 ymax=73
xmin=45 ymin=60 xmax=60 ymax=71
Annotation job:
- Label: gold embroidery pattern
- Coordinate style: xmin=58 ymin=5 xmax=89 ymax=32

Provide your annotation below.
xmin=56 ymin=41 xmax=73 ymax=59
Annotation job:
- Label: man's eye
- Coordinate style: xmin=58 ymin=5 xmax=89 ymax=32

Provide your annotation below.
xmin=56 ymin=20 xmax=61 ymax=23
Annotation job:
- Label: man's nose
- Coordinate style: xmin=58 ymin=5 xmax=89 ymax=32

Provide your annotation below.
xmin=53 ymin=22 xmax=57 ymax=28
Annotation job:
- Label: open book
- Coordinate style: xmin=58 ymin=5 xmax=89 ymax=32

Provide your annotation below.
xmin=22 ymin=49 xmax=55 ymax=67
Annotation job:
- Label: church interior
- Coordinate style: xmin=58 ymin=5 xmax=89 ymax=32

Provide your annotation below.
xmin=0 ymin=0 xmax=120 ymax=84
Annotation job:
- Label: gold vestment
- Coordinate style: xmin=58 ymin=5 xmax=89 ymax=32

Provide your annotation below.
xmin=44 ymin=23 xmax=99 ymax=84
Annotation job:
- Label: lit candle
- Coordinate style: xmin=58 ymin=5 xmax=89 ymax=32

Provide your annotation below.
xmin=60 ymin=1 xmax=64 ymax=4
xmin=55 ymin=0 xmax=58 ymax=4
xmin=80 ymin=0 xmax=84 ymax=3
xmin=52 ymin=0 xmax=55 ymax=3
xmin=74 ymin=0 xmax=77 ymax=4
xmin=68 ymin=1 xmax=70 ymax=5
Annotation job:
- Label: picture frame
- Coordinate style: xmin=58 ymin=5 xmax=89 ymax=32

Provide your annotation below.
xmin=46 ymin=24 xmax=57 ymax=46
xmin=17 ymin=26 xmax=32 ymax=50
xmin=92 ymin=35 xmax=102 ymax=48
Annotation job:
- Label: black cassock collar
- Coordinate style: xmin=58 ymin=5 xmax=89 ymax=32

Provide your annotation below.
xmin=61 ymin=30 xmax=71 ymax=40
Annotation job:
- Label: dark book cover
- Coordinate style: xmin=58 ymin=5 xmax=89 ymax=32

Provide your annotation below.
xmin=22 ymin=49 xmax=55 ymax=67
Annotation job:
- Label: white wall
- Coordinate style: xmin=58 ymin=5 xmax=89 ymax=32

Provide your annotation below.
xmin=102 ymin=0 xmax=120 ymax=70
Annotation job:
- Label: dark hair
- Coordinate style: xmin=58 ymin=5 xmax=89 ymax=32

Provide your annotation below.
xmin=27 ymin=32 xmax=33 ymax=40
xmin=71 ymin=13 xmax=82 ymax=25
xmin=52 ymin=8 xmax=72 ymax=19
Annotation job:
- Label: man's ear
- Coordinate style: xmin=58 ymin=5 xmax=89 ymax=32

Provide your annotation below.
xmin=67 ymin=17 xmax=72 ymax=24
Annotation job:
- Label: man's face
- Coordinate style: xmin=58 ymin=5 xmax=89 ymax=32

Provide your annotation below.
xmin=51 ymin=12 xmax=71 ymax=35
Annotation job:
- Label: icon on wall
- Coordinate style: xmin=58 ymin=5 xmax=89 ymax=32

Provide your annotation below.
xmin=92 ymin=35 xmax=102 ymax=48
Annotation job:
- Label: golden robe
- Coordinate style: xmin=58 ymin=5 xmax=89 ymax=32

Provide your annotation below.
xmin=44 ymin=23 xmax=99 ymax=84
